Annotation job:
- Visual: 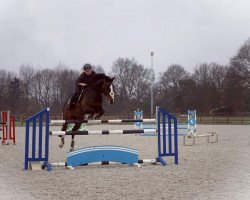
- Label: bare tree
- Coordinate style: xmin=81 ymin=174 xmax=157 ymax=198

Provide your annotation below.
xmin=93 ymin=65 xmax=105 ymax=73
xmin=0 ymin=70 xmax=15 ymax=110
xmin=192 ymin=63 xmax=213 ymax=112
xmin=207 ymin=63 xmax=227 ymax=109
xmin=19 ymin=65 xmax=35 ymax=108
xmin=222 ymin=39 xmax=250 ymax=112
xmin=157 ymin=64 xmax=189 ymax=112
xmin=110 ymin=57 xmax=154 ymax=115
xmin=7 ymin=77 xmax=24 ymax=113
xmin=29 ymin=69 xmax=55 ymax=108
xmin=52 ymin=64 xmax=79 ymax=114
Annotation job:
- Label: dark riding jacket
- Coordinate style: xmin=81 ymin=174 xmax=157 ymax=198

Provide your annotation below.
xmin=75 ymin=71 xmax=97 ymax=91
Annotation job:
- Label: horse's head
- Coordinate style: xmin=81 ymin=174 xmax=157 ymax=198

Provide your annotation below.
xmin=102 ymin=76 xmax=115 ymax=104
xmin=93 ymin=74 xmax=115 ymax=104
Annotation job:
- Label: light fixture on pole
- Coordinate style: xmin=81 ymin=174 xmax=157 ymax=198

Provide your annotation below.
xmin=150 ymin=52 xmax=154 ymax=117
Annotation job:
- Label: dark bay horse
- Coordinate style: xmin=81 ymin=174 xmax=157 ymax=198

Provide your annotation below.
xmin=59 ymin=74 xmax=115 ymax=151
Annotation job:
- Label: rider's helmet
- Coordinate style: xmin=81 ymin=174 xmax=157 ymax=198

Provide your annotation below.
xmin=83 ymin=63 xmax=92 ymax=70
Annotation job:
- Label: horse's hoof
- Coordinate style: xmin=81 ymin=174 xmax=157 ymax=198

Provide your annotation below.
xmin=59 ymin=141 xmax=64 ymax=148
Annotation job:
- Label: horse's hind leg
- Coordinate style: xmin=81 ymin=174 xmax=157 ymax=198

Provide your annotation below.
xmin=87 ymin=113 xmax=94 ymax=119
xmin=59 ymin=123 xmax=68 ymax=148
xmin=70 ymin=135 xmax=75 ymax=152
xmin=95 ymin=108 xmax=105 ymax=119
xmin=70 ymin=123 xmax=81 ymax=151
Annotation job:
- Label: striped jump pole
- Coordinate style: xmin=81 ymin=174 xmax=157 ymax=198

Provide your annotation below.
xmin=50 ymin=129 xmax=156 ymax=136
xmin=134 ymin=107 xmax=187 ymax=136
xmin=50 ymin=119 xmax=156 ymax=125
xmin=24 ymin=107 xmax=178 ymax=171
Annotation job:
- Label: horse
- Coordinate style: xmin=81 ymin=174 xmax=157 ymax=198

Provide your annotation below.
xmin=59 ymin=73 xmax=115 ymax=151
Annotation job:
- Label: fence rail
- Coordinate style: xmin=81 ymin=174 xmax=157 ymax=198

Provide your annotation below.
xmin=177 ymin=113 xmax=250 ymax=125
xmin=2 ymin=113 xmax=250 ymax=126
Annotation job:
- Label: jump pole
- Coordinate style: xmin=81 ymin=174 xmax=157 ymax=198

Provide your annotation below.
xmin=50 ymin=129 xmax=157 ymax=135
xmin=51 ymin=119 xmax=156 ymax=125
xmin=134 ymin=107 xmax=188 ymax=135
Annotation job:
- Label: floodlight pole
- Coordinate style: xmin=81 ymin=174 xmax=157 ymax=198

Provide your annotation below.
xmin=150 ymin=52 xmax=154 ymax=117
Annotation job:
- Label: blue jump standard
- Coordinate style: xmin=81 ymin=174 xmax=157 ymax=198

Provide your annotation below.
xmin=141 ymin=133 xmax=186 ymax=137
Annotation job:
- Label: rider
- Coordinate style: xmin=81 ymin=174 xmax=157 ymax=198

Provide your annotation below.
xmin=67 ymin=63 xmax=97 ymax=109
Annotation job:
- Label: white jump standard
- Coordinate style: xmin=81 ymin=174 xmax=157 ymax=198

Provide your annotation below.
xmin=183 ymin=110 xmax=218 ymax=146
xmin=134 ymin=110 xmax=188 ymax=136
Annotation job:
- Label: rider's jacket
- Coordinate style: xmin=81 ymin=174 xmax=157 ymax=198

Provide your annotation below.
xmin=75 ymin=71 xmax=97 ymax=91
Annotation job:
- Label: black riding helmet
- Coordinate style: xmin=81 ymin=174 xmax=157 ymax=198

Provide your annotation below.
xmin=83 ymin=63 xmax=92 ymax=70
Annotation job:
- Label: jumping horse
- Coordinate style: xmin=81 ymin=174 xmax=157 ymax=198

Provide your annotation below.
xmin=59 ymin=73 xmax=115 ymax=151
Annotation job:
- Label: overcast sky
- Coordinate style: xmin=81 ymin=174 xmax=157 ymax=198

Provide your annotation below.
xmin=0 ymin=0 xmax=250 ymax=75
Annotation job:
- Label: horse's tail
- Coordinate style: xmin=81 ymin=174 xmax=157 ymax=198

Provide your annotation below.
xmin=62 ymin=101 xmax=67 ymax=120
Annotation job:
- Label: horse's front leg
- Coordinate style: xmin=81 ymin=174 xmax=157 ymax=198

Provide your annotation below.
xmin=59 ymin=122 xmax=68 ymax=148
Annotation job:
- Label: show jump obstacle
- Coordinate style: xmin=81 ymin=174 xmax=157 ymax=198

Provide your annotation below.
xmin=134 ymin=110 xmax=188 ymax=135
xmin=24 ymin=107 xmax=178 ymax=171
xmin=0 ymin=111 xmax=16 ymax=145
xmin=183 ymin=110 xmax=218 ymax=146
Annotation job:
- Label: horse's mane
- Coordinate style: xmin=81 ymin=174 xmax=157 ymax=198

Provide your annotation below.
xmin=95 ymin=73 xmax=113 ymax=81
xmin=93 ymin=73 xmax=113 ymax=87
